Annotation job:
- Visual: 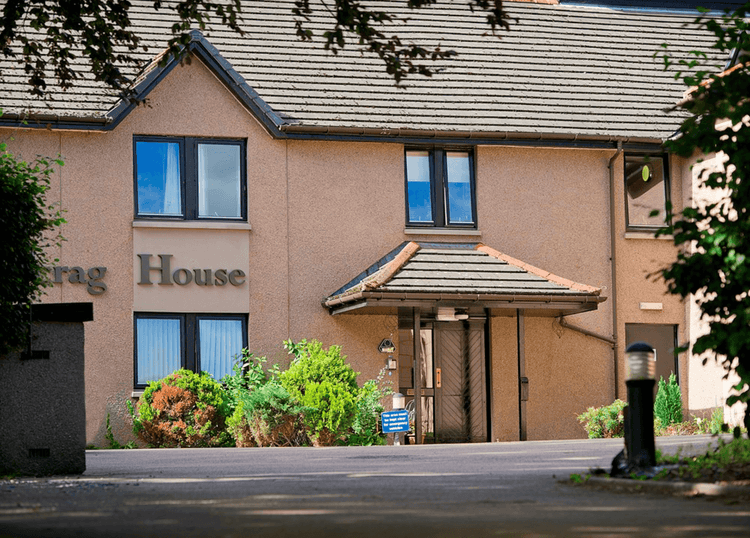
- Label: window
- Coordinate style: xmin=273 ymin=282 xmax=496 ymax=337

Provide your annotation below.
xmin=625 ymin=154 xmax=669 ymax=229
xmin=134 ymin=137 xmax=246 ymax=220
xmin=405 ymin=149 xmax=476 ymax=228
xmin=134 ymin=313 xmax=247 ymax=387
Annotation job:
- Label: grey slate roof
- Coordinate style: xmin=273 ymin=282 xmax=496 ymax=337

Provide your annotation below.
xmin=324 ymin=242 xmax=605 ymax=313
xmin=0 ymin=0 xmax=729 ymax=141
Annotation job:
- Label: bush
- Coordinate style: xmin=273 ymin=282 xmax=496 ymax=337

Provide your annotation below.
xmin=654 ymin=373 xmax=683 ymax=427
xmin=128 ymin=369 xmax=232 ymax=448
xmin=280 ymin=339 xmax=360 ymax=445
xmin=577 ymin=399 xmax=627 ymax=439
xmin=349 ymin=370 xmax=392 ymax=446
xmin=222 ymin=351 xmax=276 ymax=411
xmin=228 ymin=381 xmax=309 ymax=447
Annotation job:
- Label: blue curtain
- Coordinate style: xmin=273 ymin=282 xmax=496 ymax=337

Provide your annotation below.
xmin=136 ymin=318 xmax=181 ymax=385
xmin=199 ymin=319 xmax=243 ymax=380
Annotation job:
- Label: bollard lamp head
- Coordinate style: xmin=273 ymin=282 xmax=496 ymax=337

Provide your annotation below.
xmin=625 ymin=342 xmax=656 ymax=381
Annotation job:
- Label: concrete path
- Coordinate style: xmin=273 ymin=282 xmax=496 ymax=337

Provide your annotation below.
xmin=1 ymin=436 xmax=748 ymax=537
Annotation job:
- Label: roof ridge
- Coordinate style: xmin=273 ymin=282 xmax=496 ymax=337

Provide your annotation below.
xmin=363 ymin=242 xmax=420 ymax=290
xmin=104 ymin=29 xmax=290 ymax=134
xmin=475 ymin=244 xmax=601 ymax=295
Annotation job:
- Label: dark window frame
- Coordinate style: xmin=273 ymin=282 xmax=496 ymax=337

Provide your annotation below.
xmin=404 ymin=147 xmax=477 ymax=229
xmin=133 ymin=135 xmax=247 ymax=221
xmin=133 ymin=312 xmax=248 ymax=389
xmin=624 ymin=152 xmax=671 ymax=231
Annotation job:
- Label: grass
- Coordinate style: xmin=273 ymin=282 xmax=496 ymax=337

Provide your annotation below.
xmin=655 ymin=436 xmax=750 ymax=483
xmin=570 ymin=435 xmax=750 ymax=485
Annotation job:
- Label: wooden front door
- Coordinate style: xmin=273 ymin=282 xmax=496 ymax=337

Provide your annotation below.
xmin=434 ymin=320 xmax=487 ymax=443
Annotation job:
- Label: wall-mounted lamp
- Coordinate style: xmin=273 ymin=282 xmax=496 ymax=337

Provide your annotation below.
xmin=386 ymin=357 xmax=397 ymax=370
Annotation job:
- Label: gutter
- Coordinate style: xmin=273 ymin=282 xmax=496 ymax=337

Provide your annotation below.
xmin=324 ymin=289 xmax=606 ymax=309
xmin=608 ymin=141 xmax=623 ymax=400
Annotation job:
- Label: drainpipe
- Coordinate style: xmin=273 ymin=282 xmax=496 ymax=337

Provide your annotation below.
xmin=557 ymin=316 xmax=615 ymax=347
xmin=609 ymin=142 xmax=623 ymax=401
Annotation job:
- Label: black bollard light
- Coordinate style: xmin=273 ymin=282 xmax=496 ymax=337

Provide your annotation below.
xmin=624 ymin=342 xmax=656 ymax=469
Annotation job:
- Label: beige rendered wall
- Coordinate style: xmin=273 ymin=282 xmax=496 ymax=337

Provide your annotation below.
xmin=4 ymin=55 xmax=699 ymax=444
xmin=610 ymin=152 xmax=689 ymax=410
xmin=489 ymin=316 xmax=519 ymax=442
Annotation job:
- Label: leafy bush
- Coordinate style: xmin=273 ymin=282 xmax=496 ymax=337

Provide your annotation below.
xmin=577 ymin=399 xmax=627 ymax=439
xmin=128 ymin=369 xmax=232 ymax=448
xmin=222 ymin=351 xmax=276 ymax=411
xmin=280 ymin=339 xmax=360 ymax=445
xmin=349 ymin=369 xmax=392 ymax=446
xmin=708 ymin=407 xmax=726 ymax=434
xmin=0 ymin=143 xmax=65 ymax=356
xmin=654 ymin=373 xmax=683 ymax=427
xmin=232 ymin=381 xmax=309 ymax=447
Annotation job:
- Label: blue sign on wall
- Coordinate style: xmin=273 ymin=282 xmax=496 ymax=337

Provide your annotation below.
xmin=381 ymin=410 xmax=410 ymax=433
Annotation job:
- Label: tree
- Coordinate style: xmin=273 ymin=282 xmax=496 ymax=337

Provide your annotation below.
xmin=657 ymin=2 xmax=750 ymax=435
xmin=0 ymin=0 xmax=510 ymax=100
xmin=0 ymin=137 xmax=65 ymax=356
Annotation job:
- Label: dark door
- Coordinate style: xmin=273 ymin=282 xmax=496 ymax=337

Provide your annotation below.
xmin=625 ymin=323 xmax=679 ymax=391
xmin=434 ymin=320 xmax=487 ymax=442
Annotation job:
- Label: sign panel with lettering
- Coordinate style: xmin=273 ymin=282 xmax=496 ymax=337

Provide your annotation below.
xmin=381 ymin=410 xmax=410 ymax=433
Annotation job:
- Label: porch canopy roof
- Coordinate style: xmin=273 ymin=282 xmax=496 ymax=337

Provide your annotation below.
xmin=323 ymin=242 xmax=606 ymax=317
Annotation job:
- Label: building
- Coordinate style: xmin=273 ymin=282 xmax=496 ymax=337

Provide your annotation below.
xmin=0 ymin=0 xmax=736 ymax=446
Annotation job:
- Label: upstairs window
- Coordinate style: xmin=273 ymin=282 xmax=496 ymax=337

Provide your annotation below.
xmin=134 ymin=136 xmax=246 ymax=220
xmin=405 ymin=149 xmax=476 ymax=228
xmin=625 ymin=154 xmax=669 ymax=229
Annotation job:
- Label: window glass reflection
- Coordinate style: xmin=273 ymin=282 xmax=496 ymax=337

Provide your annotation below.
xmin=446 ymin=152 xmax=473 ymax=224
xmin=406 ymin=151 xmax=433 ymax=223
xmin=198 ymin=144 xmax=241 ymax=218
xmin=136 ymin=141 xmax=182 ymax=216
xmin=626 ymin=155 xmax=666 ymax=227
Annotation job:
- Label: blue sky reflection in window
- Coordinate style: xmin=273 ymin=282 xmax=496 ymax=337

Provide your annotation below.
xmin=407 ymin=151 xmax=433 ymax=223
xmin=446 ymin=152 xmax=472 ymax=224
xmin=136 ymin=141 xmax=182 ymax=216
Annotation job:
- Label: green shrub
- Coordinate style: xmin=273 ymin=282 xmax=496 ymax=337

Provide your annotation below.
xmin=654 ymin=373 xmax=683 ymax=427
xmin=229 ymin=381 xmax=310 ymax=447
xmin=348 ymin=370 xmax=392 ymax=446
xmin=577 ymin=399 xmax=627 ymax=439
xmin=128 ymin=369 xmax=232 ymax=448
xmin=709 ymin=406 xmax=726 ymax=434
xmin=221 ymin=350 xmax=277 ymax=410
xmin=280 ymin=339 xmax=360 ymax=445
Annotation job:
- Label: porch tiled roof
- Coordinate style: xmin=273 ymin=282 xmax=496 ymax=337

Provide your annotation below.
xmin=324 ymin=242 xmax=603 ymax=310
xmin=0 ymin=0 xmax=730 ymax=141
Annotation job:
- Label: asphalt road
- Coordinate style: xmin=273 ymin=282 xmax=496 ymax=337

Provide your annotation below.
xmin=1 ymin=435 xmax=748 ymax=538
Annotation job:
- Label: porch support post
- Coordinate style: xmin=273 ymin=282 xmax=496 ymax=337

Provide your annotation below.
xmin=517 ymin=309 xmax=527 ymax=441
xmin=413 ymin=307 xmax=422 ymax=444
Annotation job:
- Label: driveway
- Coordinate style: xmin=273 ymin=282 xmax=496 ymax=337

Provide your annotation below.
xmin=1 ymin=435 xmax=748 ymax=537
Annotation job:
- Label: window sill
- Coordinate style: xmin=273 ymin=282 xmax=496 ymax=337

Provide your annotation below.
xmin=405 ymin=228 xmax=482 ymax=237
xmin=131 ymin=391 xmax=144 ymax=398
xmin=624 ymin=231 xmax=673 ymax=241
xmin=133 ymin=220 xmax=252 ymax=231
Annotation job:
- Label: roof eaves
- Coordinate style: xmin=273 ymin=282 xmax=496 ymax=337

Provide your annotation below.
xmin=278 ymin=123 xmax=665 ymax=148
